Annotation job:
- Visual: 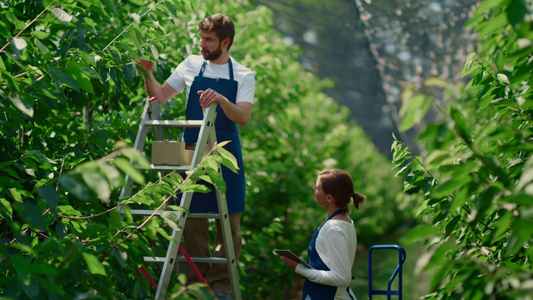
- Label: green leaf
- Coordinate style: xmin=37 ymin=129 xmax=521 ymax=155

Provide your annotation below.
xmin=101 ymin=0 xmax=118 ymax=15
xmin=399 ymin=94 xmax=434 ymax=132
xmin=31 ymin=263 xmax=59 ymax=276
xmin=508 ymin=218 xmax=533 ymax=255
xmin=149 ymin=44 xmax=159 ymax=59
xmin=131 ymin=194 xmax=154 ymax=205
xmin=424 ymin=77 xmax=449 ymax=88
xmin=492 ymin=211 xmax=513 ymax=243
xmin=499 ymin=194 xmax=533 ymax=205
xmin=475 ymin=0 xmax=505 ymax=14
xmin=37 ymin=185 xmax=60 ymax=213
xmin=81 ymin=170 xmax=111 ymax=204
xmin=121 ymin=148 xmax=149 ymax=168
xmin=59 ymin=175 xmax=90 ymax=201
xmin=20 ymin=203 xmax=46 ymax=230
xmin=469 ymin=186 xmax=498 ymax=223
xmin=50 ymin=7 xmax=73 ymax=25
xmin=507 ymin=0 xmax=526 ymax=29
xmin=206 ymin=165 xmax=226 ymax=195
xmin=425 ymin=150 xmax=454 ymax=169
xmin=124 ymin=63 xmax=136 ymax=81
xmin=9 ymin=188 xmax=23 ymax=203
xmin=167 ymin=205 xmax=188 ymax=213
xmin=424 ymin=241 xmax=454 ymax=271
xmin=162 ymin=176 xmax=181 ymax=187
xmin=9 ymin=94 xmax=34 ymax=117
xmin=462 ymin=52 xmax=478 ymax=78
xmin=216 ymin=143 xmax=239 ymax=172
xmin=450 ymin=185 xmax=470 ymax=211
xmin=496 ymin=73 xmax=510 ymax=84
xmin=429 ymin=261 xmax=452 ymax=291
xmin=515 ymin=158 xmax=533 ymax=192
xmin=450 ymin=107 xmax=469 ymax=141
xmin=0 ymin=198 xmax=13 ymax=219
xmin=144 ymin=184 xmax=169 ymax=194
xmin=48 ymin=66 xmax=80 ymax=92
xmin=160 ymin=211 xmax=181 ymax=231
xmin=10 ymin=255 xmax=30 ymax=284
xmin=82 ymin=252 xmax=107 ymax=276
xmin=432 ymin=173 xmax=472 ymax=199
xmin=113 ymin=157 xmax=145 ymax=185
xmin=444 ymin=215 xmax=461 ymax=237
xmin=156 ymin=227 xmax=176 ymax=242
xmin=401 ymin=224 xmax=439 ymax=244
xmin=98 ymin=163 xmax=123 ymax=189
xmin=30 ymin=30 xmax=50 ymax=39
xmin=477 ymin=12 xmax=507 ymax=37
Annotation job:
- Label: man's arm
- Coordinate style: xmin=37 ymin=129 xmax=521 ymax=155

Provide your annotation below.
xmin=138 ymin=60 xmax=179 ymax=104
xmin=198 ymin=89 xmax=253 ymax=126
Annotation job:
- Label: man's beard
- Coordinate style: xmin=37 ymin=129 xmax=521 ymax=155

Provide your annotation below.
xmin=202 ymin=43 xmax=223 ymax=61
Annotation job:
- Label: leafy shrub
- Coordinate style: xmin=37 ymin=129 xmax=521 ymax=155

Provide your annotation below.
xmin=392 ymin=0 xmax=533 ymax=298
xmin=1 ymin=0 xmax=406 ymax=299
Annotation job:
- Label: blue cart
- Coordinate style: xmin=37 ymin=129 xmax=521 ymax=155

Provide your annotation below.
xmin=368 ymin=245 xmax=406 ymax=300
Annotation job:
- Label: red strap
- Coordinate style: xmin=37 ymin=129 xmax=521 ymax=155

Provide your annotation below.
xmin=179 ymin=243 xmax=210 ymax=288
xmin=139 ymin=266 xmax=158 ymax=290
xmin=138 ymin=243 xmax=210 ymax=298
xmin=139 ymin=266 xmax=168 ymax=300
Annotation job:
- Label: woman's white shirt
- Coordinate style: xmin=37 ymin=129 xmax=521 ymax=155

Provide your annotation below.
xmin=296 ymin=219 xmax=357 ymax=300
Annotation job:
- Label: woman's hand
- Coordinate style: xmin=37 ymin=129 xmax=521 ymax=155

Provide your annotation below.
xmin=280 ymin=255 xmax=300 ymax=270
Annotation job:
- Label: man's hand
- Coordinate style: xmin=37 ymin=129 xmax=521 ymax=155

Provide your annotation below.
xmin=138 ymin=60 xmax=154 ymax=73
xmin=197 ymin=89 xmax=252 ymax=126
xmin=197 ymin=89 xmax=224 ymax=108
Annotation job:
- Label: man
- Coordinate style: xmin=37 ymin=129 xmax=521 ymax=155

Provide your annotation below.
xmin=138 ymin=13 xmax=255 ymax=300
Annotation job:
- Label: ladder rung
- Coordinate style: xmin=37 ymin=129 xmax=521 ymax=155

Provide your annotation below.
xmin=188 ymin=213 xmax=220 ymax=219
xmin=144 ymin=256 xmax=166 ymax=263
xmin=129 ymin=210 xmax=220 ymax=219
xmin=145 ymin=120 xmax=204 ymax=127
xmin=144 ymin=256 xmax=228 ymax=264
xmin=135 ymin=164 xmax=191 ymax=172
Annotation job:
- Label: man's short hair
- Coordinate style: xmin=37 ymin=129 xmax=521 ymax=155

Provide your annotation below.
xmin=198 ymin=13 xmax=235 ymax=50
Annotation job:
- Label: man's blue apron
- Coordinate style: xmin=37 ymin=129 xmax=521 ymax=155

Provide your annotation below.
xmin=302 ymin=209 xmax=355 ymax=300
xmin=182 ymin=58 xmax=245 ymax=213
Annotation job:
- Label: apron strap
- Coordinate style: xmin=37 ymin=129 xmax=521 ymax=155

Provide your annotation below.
xmin=197 ymin=59 xmax=234 ymax=80
xmin=328 ymin=209 xmax=344 ymax=220
xmin=228 ymin=58 xmax=234 ymax=81
xmin=198 ymin=61 xmax=207 ymax=77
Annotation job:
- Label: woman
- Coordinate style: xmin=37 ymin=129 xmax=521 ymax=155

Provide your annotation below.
xmin=280 ymin=169 xmax=366 ymax=300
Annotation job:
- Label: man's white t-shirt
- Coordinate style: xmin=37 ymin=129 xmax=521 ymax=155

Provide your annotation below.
xmin=166 ymin=55 xmax=255 ymax=105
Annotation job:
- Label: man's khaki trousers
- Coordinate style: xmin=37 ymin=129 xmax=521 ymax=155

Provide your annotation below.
xmin=180 ymin=212 xmax=242 ymax=295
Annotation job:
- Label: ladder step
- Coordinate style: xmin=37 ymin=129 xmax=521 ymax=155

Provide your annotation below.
xmin=145 ymin=120 xmax=203 ymax=127
xmin=129 ymin=209 xmax=220 ymax=219
xmin=144 ymin=256 xmax=229 ymax=264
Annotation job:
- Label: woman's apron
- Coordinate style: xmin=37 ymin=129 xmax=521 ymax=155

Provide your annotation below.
xmin=302 ymin=209 xmax=355 ymax=300
xmin=182 ymin=59 xmax=245 ymax=213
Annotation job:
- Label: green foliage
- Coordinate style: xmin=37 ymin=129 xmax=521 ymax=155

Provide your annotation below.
xmin=1 ymin=0 xmax=406 ymax=299
xmin=393 ymin=0 xmax=533 ymax=298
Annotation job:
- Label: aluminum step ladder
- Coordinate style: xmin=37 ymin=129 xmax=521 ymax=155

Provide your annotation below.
xmin=118 ymin=97 xmax=241 ymax=300
xmin=368 ymin=244 xmax=406 ymax=300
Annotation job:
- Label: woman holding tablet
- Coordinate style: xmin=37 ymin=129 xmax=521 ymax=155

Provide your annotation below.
xmin=279 ymin=169 xmax=365 ymax=300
